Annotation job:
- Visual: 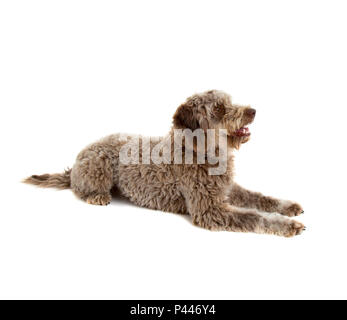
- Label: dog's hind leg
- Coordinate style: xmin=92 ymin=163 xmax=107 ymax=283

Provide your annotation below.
xmin=70 ymin=147 xmax=114 ymax=206
xmin=228 ymin=183 xmax=304 ymax=217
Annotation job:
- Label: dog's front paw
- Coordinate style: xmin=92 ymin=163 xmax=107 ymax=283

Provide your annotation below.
xmin=282 ymin=220 xmax=306 ymax=237
xmin=279 ymin=201 xmax=304 ymax=217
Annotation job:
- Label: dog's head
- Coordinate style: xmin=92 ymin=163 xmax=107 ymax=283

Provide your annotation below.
xmin=173 ymin=90 xmax=256 ymax=149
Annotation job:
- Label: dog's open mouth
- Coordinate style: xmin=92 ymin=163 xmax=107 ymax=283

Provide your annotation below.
xmin=232 ymin=126 xmax=250 ymax=137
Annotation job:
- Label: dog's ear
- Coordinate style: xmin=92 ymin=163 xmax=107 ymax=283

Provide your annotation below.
xmin=211 ymin=103 xmax=226 ymax=121
xmin=173 ymin=103 xmax=200 ymax=130
xmin=173 ymin=103 xmax=211 ymax=131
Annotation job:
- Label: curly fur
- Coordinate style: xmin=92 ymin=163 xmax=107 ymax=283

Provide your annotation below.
xmin=24 ymin=90 xmax=305 ymax=237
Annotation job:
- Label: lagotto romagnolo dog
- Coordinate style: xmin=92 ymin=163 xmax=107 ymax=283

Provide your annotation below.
xmin=24 ymin=90 xmax=305 ymax=237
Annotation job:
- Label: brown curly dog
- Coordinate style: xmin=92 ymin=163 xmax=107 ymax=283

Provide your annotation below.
xmin=24 ymin=90 xmax=305 ymax=237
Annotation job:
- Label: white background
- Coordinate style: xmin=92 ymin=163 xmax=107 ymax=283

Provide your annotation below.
xmin=0 ymin=0 xmax=346 ymax=299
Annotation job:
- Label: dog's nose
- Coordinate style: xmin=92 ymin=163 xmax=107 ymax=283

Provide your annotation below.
xmin=246 ymin=108 xmax=256 ymax=118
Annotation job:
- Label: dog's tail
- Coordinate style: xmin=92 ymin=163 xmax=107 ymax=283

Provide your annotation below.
xmin=23 ymin=168 xmax=72 ymax=189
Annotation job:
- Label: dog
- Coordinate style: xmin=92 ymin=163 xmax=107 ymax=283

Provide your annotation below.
xmin=24 ymin=90 xmax=305 ymax=237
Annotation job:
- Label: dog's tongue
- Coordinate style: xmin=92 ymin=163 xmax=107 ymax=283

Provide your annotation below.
xmin=235 ymin=127 xmax=250 ymax=136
